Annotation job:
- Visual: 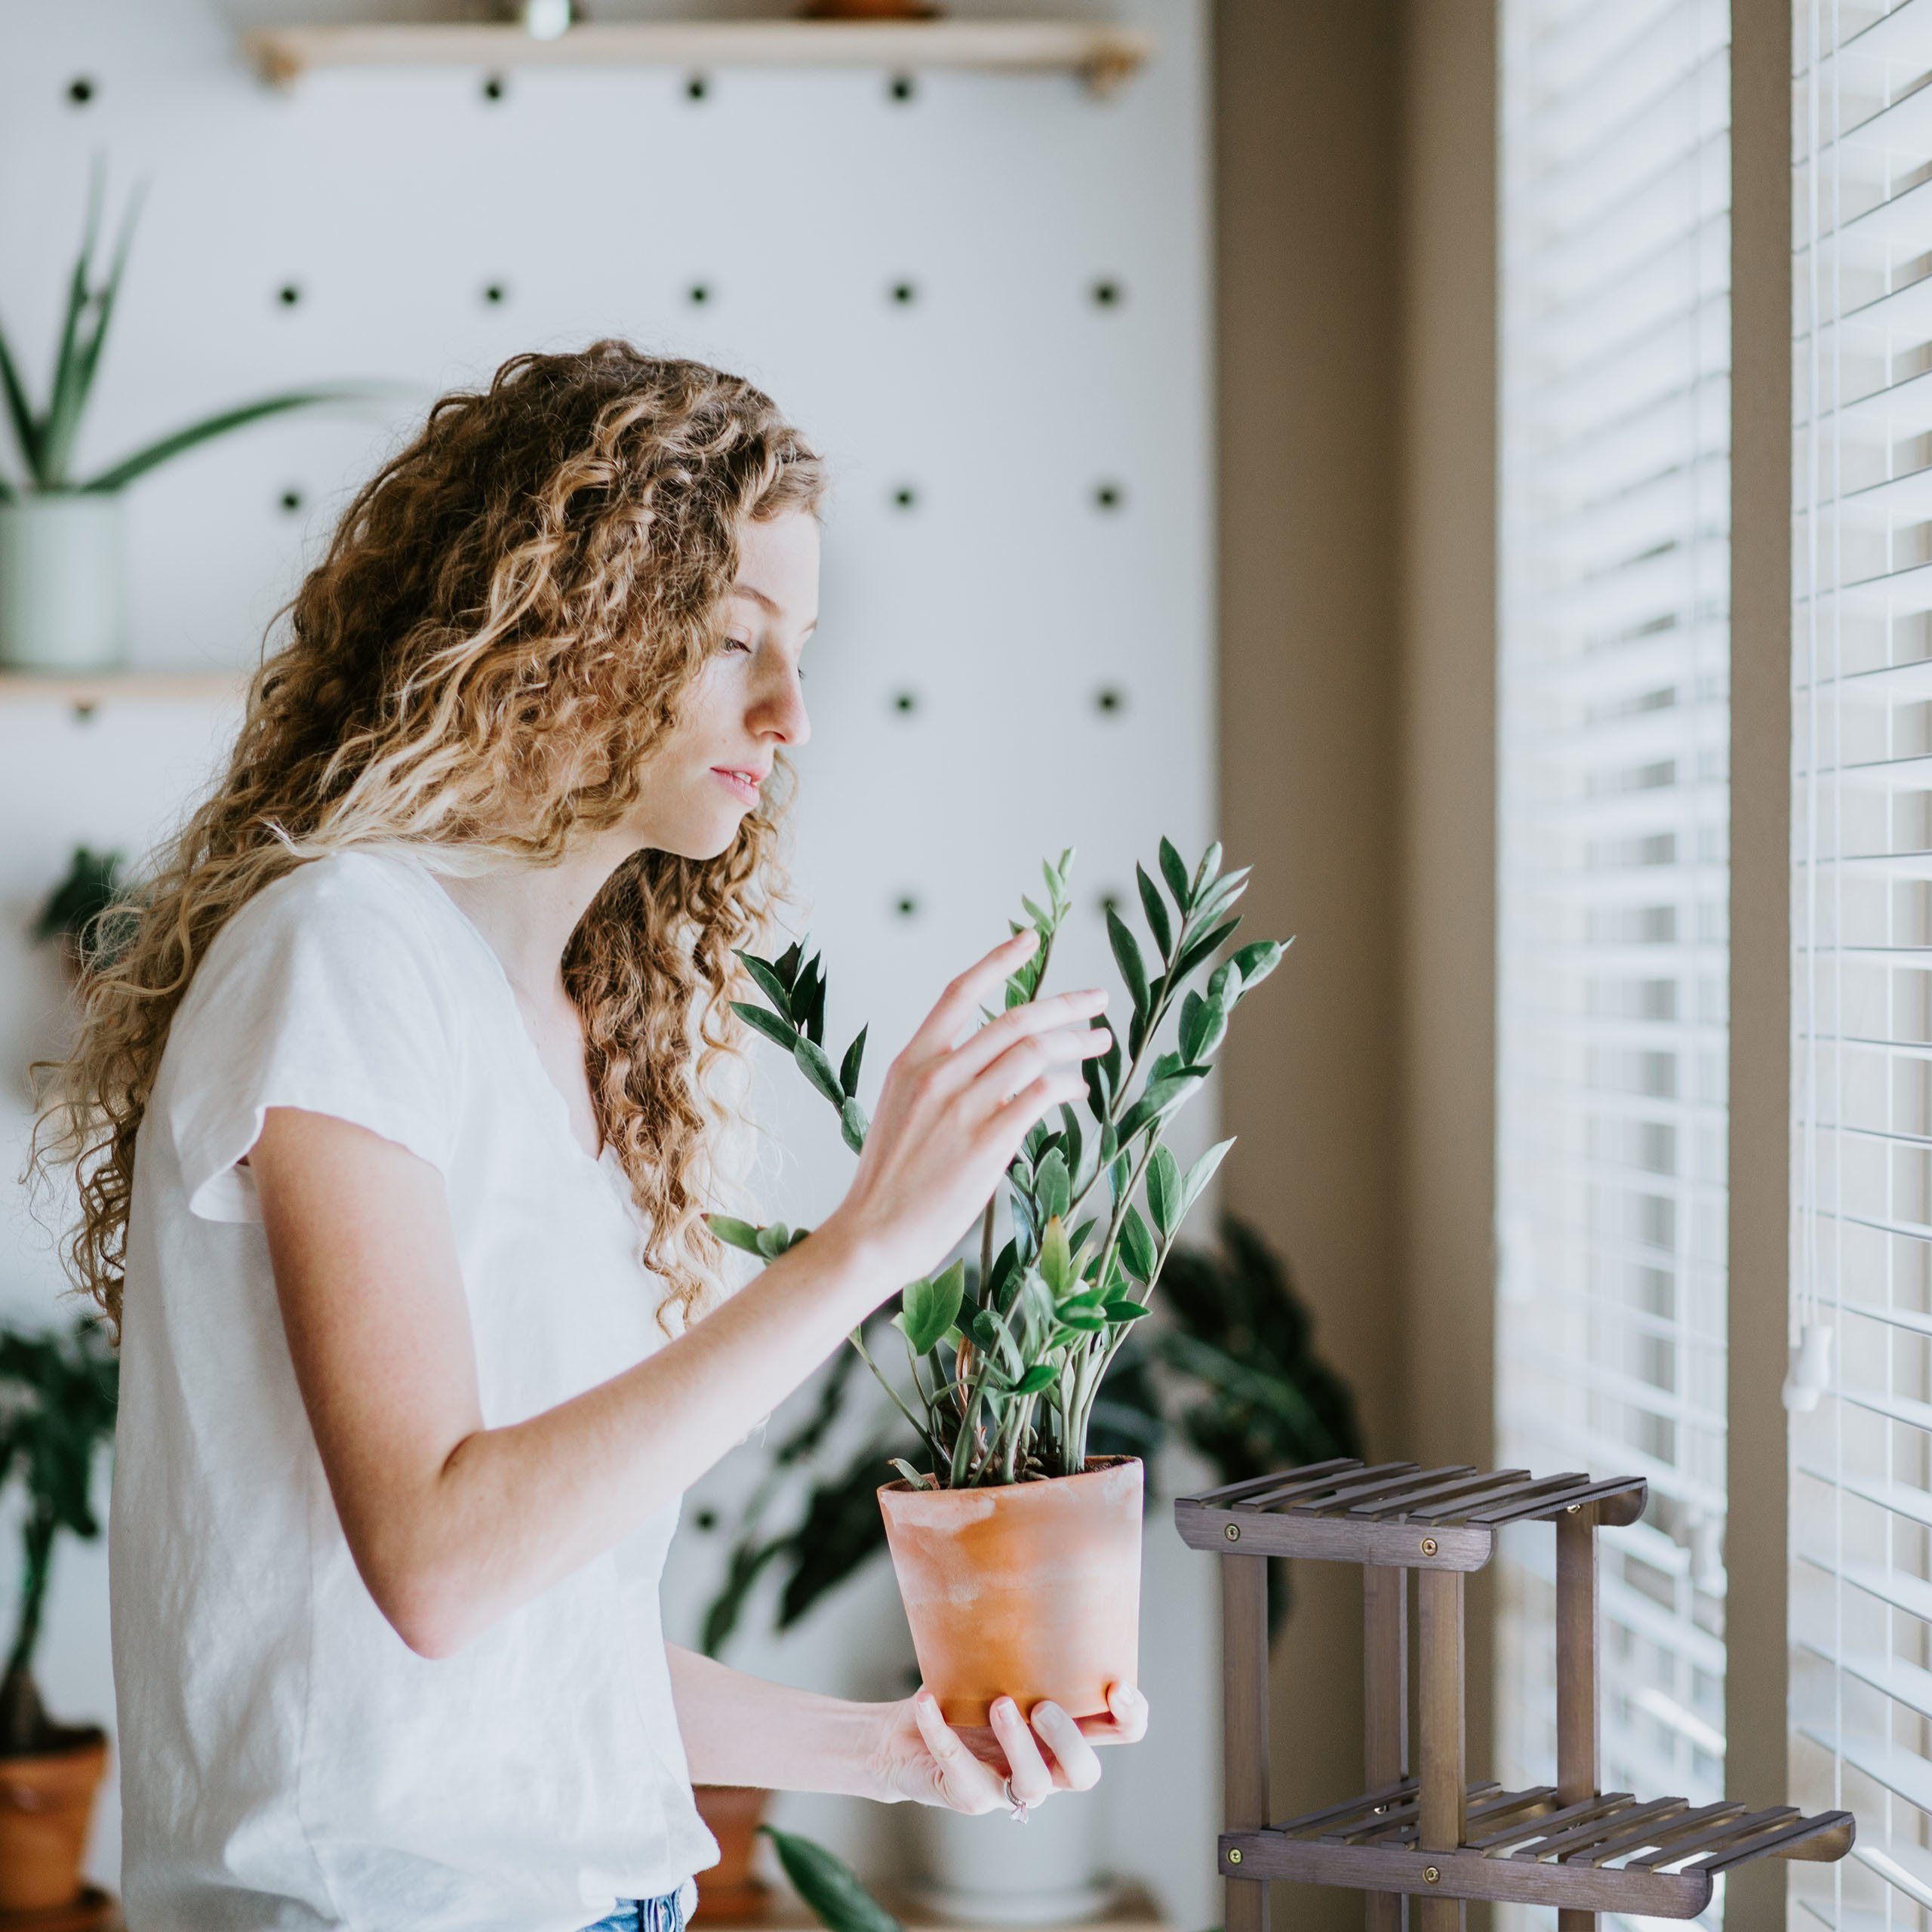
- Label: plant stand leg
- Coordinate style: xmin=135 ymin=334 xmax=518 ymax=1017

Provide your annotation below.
xmin=1417 ymin=1568 xmax=1466 ymax=1932
xmin=1556 ymin=1510 xmax=1599 ymax=1932
xmin=1222 ymin=1553 xmax=1271 ymax=1932
xmin=1364 ymin=1564 xmax=1407 ymax=1932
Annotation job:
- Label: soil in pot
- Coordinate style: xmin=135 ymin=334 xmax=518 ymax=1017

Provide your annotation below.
xmin=877 ymin=1457 xmax=1141 ymax=1729
xmin=691 ymin=1784 xmax=771 ymax=1921
xmin=0 ymin=1727 xmax=109 ymax=1912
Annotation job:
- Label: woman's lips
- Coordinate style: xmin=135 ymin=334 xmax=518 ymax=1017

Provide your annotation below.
xmin=712 ymin=768 xmax=760 ymax=804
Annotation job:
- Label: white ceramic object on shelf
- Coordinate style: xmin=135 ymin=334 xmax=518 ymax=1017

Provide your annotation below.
xmin=908 ymin=1789 xmax=1119 ymax=1926
xmin=0 ymin=494 xmax=125 ymax=672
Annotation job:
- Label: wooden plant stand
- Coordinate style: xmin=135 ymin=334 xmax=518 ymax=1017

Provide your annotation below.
xmin=1174 ymin=1459 xmax=1855 ymax=1928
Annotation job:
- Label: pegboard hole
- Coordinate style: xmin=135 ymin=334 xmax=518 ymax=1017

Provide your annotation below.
xmin=894 ymin=894 xmax=919 ymax=919
xmin=482 ymin=281 xmax=508 ymax=306
xmin=685 ymin=72 xmax=709 ymax=100
xmin=888 ymin=72 xmax=916 ymax=103
xmin=1094 ymin=686 xmax=1126 ymax=716
xmin=890 ymin=281 xmax=918 ymax=306
xmin=277 ymin=283 xmax=302 ymax=308
xmin=1094 ymin=482 xmax=1125 ymax=512
xmin=1091 ymin=278 xmax=1124 ymax=309
xmin=688 ymin=283 xmax=712 ymax=306
xmin=279 ymin=488 xmax=304 ymax=515
xmin=694 ymin=1508 xmax=718 ymax=1531
xmin=481 ymin=73 xmax=507 ymax=102
xmin=892 ymin=691 xmax=918 ymax=715
xmin=66 ymin=76 xmax=96 ymax=107
xmin=891 ymin=485 xmax=918 ymax=511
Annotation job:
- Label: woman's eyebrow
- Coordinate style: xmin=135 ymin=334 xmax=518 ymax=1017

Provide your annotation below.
xmin=728 ymin=580 xmax=817 ymax=635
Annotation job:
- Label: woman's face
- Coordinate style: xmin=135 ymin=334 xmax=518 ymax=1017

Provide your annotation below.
xmin=627 ymin=506 xmax=819 ymax=860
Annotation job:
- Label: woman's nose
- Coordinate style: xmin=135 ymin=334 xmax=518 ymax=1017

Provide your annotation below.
xmin=758 ymin=669 xmax=810 ymax=748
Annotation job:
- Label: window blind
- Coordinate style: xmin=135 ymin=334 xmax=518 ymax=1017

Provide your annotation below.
xmin=1496 ymin=7 xmax=1732 ymax=1926
xmin=1792 ymin=2 xmax=1932 ymax=1924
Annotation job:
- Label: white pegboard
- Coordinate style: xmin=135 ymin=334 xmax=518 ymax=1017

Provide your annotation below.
xmin=0 ymin=0 xmax=1215 ymax=1913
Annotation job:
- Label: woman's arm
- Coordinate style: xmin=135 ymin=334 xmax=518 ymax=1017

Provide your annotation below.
xmin=247 ymin=929 xmax=1110 ymax=1661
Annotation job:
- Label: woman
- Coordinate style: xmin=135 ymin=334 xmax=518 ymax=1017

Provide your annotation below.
xmin=35 ymin=343 xmax=1145 ymax=1932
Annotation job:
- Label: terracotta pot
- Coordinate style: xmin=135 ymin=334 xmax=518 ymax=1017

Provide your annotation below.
xmin=0 ymin=1730 xmax=108 ymax=1912
xmin=691 ymin=1784 xmax=771 ymax=1922
xmin=878 ymin=1457 xmax=1142 ymax=1728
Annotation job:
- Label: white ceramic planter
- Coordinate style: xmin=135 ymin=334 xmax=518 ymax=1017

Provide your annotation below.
xmin=0 ymin=493 xmax=127 ymax=672
xmin=908 ymin=1789 xmax=1118 ymax=1926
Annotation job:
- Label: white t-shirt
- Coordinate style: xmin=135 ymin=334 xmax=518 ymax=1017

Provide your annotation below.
xmin=111 ymin=847 xmax=719 ymax=1932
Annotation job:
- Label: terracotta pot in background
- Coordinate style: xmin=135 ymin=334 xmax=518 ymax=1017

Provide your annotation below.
xmin=877 ymin=1457 xmax=1142 ymax=1728
xmin=0 ymin=1729 xmax=109 ymax=1912
xmin=691 ymin=1784 xmax=772 ymax=1922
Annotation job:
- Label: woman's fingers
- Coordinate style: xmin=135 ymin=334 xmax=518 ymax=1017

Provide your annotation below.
xmin=946 ymin=986 xmax=1110 ymax=1087
xmin=902 ymin=931 xmax=1039 ymax=1062
xmin=913 ymin=1693 xmax=1008 ymax=1814
xmin=989 ymin=1697 xmax=1058 ymax=1806
xmin=1072 ymin=1682 xmax=1150 ymax=1747
xmin=1027 ymin=1700 xmax=1104 ymax=1792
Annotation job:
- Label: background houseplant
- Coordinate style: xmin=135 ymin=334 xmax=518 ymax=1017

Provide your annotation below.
xmin=0 ymin=1314 xmax=118 ymax=1912
xmin=0 ymin=168 xmax=369 ymax=671
xmin=706 ymin=838 xmax=1287 ymax=1727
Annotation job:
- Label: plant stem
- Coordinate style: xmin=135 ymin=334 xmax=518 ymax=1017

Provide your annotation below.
xmin=850 ymin=1327 xmax=941 ymax=1463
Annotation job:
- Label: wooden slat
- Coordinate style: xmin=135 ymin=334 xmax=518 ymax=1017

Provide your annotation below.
xmin=1476 ymin=1476 xmax=1647 ymax=1527
xmin=1409 ymin=1472 xmax=1589 ymax=1520
xmin=1241 ymin=1461 xmax=1419 ymax=1512
xmin=1626 ymin=1807 xmax=1797 ymax=1868
xmin=1690 ymin=1810 xmax=1857 ymax=1872
xmin=1355 ymin=1468 xmax=1533 ymax=1518
xmin=1173 ymin=1499 xmax=1494 ymax=1569
xmin=1527 ymin=1797 xmax=1679 ymax=1863
xmin=1276 ymin=1780 xmax=1415 ymax=1839
xmin=1457 ymin=1475 xmax=1603 ymax=1523
xmin=1189 ymin=1460 xmax=1361 ymax=1508
xmin=1295 ymin=1466 xmax=1476 ymax=1514
xmin=1417 ymin=1567 xmax=1466 ymax=1931
xmin=1342 ymin=1784 xmax=1502 ymax=1846
xmin=1580 ymin=1801 xmax=1740 ymax=1866
xmin=1220 ymin=1555 xmax=1270 ymax=1932
xmin=1469 ymin=1793 xmax=1635 ymax=1854
xmin=1467 ymin=1786 xmax=1560 ymax=1829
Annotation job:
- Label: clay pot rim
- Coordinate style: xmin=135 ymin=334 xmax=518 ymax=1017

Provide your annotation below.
xmin=0 ymin=1728 xmax=107 ymax=1771
xmin=877 ymin=1452 xmax=1141 ymax=1500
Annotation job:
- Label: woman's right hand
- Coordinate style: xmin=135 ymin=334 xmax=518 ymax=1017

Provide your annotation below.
xmin=823 ymin=928 xmax=1112 ymax=1294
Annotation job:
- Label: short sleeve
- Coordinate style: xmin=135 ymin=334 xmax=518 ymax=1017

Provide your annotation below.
xmin=163 ymin=856 xmax=463 ymax=1224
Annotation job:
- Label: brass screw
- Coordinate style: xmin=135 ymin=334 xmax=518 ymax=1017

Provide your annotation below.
xmin=1420 ymin=1536 xmax=1438 ymax=1557
xmin=1423 ymin=1866 xmax=1440 ymax=1885
xmin=1228 ymin=1850 xmax=1242 ymax=1866
xmin=1567 ymin=1503 xmax=1580 ymax=1514
xmin=1224 ymin=1523 xmax=1241 ymax=1543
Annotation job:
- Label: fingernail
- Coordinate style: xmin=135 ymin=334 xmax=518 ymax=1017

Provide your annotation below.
xmin=995 ymin=1697 xmax=1016 ymax=1719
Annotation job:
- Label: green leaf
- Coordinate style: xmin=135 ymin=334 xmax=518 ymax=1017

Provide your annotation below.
xmin=1182 ymin=992 xmax=1230 ymax=1064
xmin=0 ymin=318 xmax=44 ymax=484
xmin=1181 ymin=1138 xmax=1238 ymax=1219
xmin=968 ymin=1307 xmax=1004 ymax=1352
xmin=1207 ymin=958 xmax=1244 ymax=1005
xmin=83 ymin=387 xmax=380 ymax=494
xmin=1106 ymin=906 xmax=1149 ymax=1019
xmin=1039 ymin=1216 xmax=1073 ymax=1298
xmin=1158 ymin=835 xmax=1191 ymax=909
xmin=1232 ymin=938 xmax=1288 ymax=990
xmin=1174 ymin=915 xmax=1243 ymax=985
xmin=1117 ymin=1068 xmax=1209 ymax=1144
xmin=1146 ymin=1146 xmax=1181 ymax=1236
xmin=838 ymin=1024 xmax=868 ymax=1098
xmin=1136 ymin=863 xmax=1172 ymax=959
xmin=759 ymin=1825 xmax=908 ymax=1932
xmin=1191 ymin=840 xmax=1224 ymax=896
xmin=706 ymin=1214 xmax=767 ymax=1256
xmin=888 ymin=1459 xmax=934 ymax=1491
xmin=794 ymin=1035 xmax=846 ymax=1111
xmin=839 ymin=1096 xmax=869 ymax=1155
xmin=1118 ymin=1204 xmax=1158 ymax=1282
xmin=1081 ymin=1052 xmax=1112 ymax=1122
xmin=755 ymin=1222 xmax=792 ymax=1259
xmin=1057 ymin=1308 xmax=1106 ymax=1334
xmin=1192 ymin=866 xmax=1252 ymax=931
xmin=731 ymin=1000 xmax=798 ymax=1053
xmin=39 ymin=165 xmax=105 ymax=488
xmin=735 ymin=950 xmax=798 ymax=1023
xmin=787 ymin=1226 xmax=814 ymax=1250
xmin=901 ymin=1261 xmax=966 ymax=1355
xmin=1008 ymin=1363 xmax=1058 ymax=1397
xmin=1104 ymin=1300 xmax=1153 ymax=1324
xmin=1035 ymin=1146 xmax=1071 ymax=1226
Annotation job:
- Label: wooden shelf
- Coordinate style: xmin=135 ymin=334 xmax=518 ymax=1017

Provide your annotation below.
xmin=243 ymin=20 xmax=1155 ymax=95
xmin=0 ymin=671 xmax=244 ymax=715
xmin=695 ymin=1881 xmax=1163 ymax=1932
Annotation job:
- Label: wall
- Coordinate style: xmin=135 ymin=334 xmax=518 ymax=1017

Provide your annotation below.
xmin=0 ymin=0 xmax=1220 ymax=1914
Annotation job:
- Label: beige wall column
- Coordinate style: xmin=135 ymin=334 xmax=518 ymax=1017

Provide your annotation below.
xmin=1725 ymin=0 xmax=1793 ymax=1923
xmin=1215 ymin=5 xmax=1404 ymax=1927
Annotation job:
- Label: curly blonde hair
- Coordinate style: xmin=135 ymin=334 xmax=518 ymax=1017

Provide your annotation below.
xmin=32 ymin=340 xmax=825 ymax=1340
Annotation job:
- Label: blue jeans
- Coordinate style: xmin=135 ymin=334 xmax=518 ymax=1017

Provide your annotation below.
xmin=579 ymin=1887 xmax=687 ymax=1932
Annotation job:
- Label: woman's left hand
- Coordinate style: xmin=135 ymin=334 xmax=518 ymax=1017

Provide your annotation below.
xmin=869 ymin=1681 xmax=1149 ymax=1815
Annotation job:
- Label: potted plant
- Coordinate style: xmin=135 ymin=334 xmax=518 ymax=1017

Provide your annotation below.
xmin=0 ymin=168 xmax=372 ymax=671
xmin=0 ymin=1315 xmax=118 ymax=1913
xmin=706 ymin=838 xmax=1285 ymax=1727
xmin=32 ymin=845 xmax=130 ymax=983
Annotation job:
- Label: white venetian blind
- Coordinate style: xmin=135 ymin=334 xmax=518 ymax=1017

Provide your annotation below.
xmin=1496 ymin=6 xmax=1733 ymax=1923
xmin=1792 ymin=2 xmax=1932 ymax=1924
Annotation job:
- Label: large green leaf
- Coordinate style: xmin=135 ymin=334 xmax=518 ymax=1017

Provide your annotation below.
xmin=1173 ymin=915 xmax=1242 ymax=986
xmin=1038 ymin=1216 xmax=1074 ymax=1298
xmin=83 ymin=388 xmax=377 ymax=493
xmin=838 ymin=1023 xmax=868 ymax=1098
xmin=1118 ymin=1204 xmax=1157 ymax=1282
xmin=1191 ymin=839 xmax=1224 ymax=896
xmin=839 ymin=1095 xmax=869 ymax=1155
xmin=793 ymin=1035 xmax=846 ymax=1112
xmin=761 ymin=1826 xmax=905 ymax=1932
xmin=1232 ymin=938 xmax=1288 ymax=989
xmin=1105 ymin=906 xmax=1149 ymax=1020
xmin=1135 ymin=863 xmax=1172 ymax=959
xmin=1034 ymin=1146 xmax=1071 ymax=1226
xmin=1116 ymin=1067 xmax=1208 ymax=1144
xmin=736 ymin=950 xmax=798 ymax=1023
xmin=1146 ymin=1145 xmax=1182 ymax=1238
xmin=732 ymin=1000 xmax=798 ymax=1053
xmin=706 ymin=1214 xmax=766 ymax=1257
xmin=39 ymin=167 xmax=105 ymax=488
xmin=900 ymin=1261 xmax=965 ymax=1356
xmin=1181 ymin=1138 xmax=1238 ymax=1220
xmin=0 ymin=319 xmax=43 ymax=484
xmin=1158 ymin=835 xmax=1192 ymax=909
